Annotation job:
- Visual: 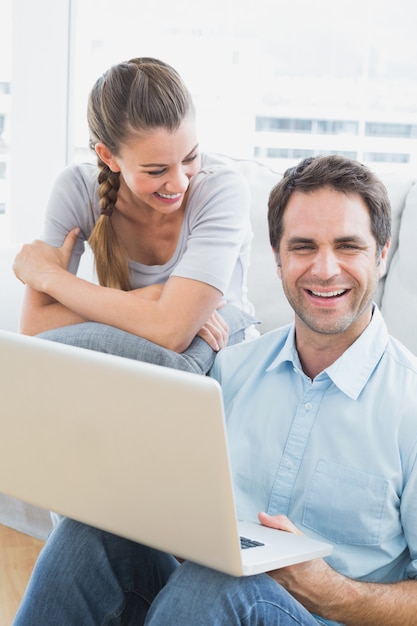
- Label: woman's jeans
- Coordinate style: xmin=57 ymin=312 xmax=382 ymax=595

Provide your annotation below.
xmin=36 ymin=303 xmax=256 ymax=375
xmin=13 ymin=519 xmax=321 ymax=626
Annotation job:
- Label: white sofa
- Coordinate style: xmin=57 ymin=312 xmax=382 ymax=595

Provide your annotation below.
xmin=1 ymin=155 xmax=416 ymax=540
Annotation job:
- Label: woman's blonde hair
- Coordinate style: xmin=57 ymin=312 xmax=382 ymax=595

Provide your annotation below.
xmin=87 ymin=57 xmax=194 ymax=290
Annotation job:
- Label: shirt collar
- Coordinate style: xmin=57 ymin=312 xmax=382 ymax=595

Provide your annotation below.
xmin=326 ymin=305 xmax=389 ymax=398
xmin=266 ymin=305 xmax=389 ymax=399
xmin=265 ymin=324 xmax=300 ymax=372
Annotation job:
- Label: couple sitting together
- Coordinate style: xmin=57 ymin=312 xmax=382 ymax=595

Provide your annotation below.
xmin=12 ymin=57 xmax=417 ymax=626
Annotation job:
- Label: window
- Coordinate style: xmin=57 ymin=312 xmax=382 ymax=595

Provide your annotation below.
xmin=316 ymin=120 xmax=359 ymax=136
xmin=365 ymin=122 xmax=417 ymax=138
xmin=255 ymin=147 xmax=314 ymax=159
xmin=8 ymin=0 xmax=71 ymax=243
xmin=5 ymin=0 xmax=417 ymax=245
xmin=364 ymin=152 xmax=410 ymax=163
xmin=0 ymin=1 xmax=11 ymax=242
xmin=69 ymin=0 xmax=417 ymax=174
xmin=254 ymin=147 xmax=358 ymax=161
xmin=256 ymin=118 xmax=313 ymax=133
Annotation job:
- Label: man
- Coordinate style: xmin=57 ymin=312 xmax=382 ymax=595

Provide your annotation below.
xmin=14 ymin=156 xmax=417 ymax=626
xmin=145 ymin=155 xmax=417 ymax=625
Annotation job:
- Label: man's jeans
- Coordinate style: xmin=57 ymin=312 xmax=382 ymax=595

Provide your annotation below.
xmin=14 ymin=519 xmax=320 ymax=625
xmin=146 ymin=561 xmax=321 ymax=626
xmin=13 ymin=519 xmax=178 ymax=625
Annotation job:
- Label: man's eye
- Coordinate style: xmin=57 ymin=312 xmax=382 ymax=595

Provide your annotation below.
xmin=292 ymin=245 xmax=314 ymax=251
xmin=339 ymin=244 xmax=360 ymax=250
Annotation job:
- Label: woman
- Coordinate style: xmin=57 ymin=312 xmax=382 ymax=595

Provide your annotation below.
xmin=12 ymin=57 xmax=256 ymax=625
xmin=13 ymin=57 xmax=256 ymax=374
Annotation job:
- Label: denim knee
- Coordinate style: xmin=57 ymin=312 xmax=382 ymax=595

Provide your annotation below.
xmin=146 ymin=561 xmax=318 ymax=625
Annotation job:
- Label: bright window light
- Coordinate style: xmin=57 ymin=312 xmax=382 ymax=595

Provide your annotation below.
xmin=70 ymin=0 xmax=417 ymax=174
xmin=3 ymin=0 xmax=417 ymax=243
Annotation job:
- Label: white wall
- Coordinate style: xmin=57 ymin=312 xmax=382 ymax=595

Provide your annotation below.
xmin=0 ymin=0 xmax=72 ymax=331
xmin=10 ymin=0 xmax=72 ymax=243
xmin=0 ymin=245 xmax=24 ymax=331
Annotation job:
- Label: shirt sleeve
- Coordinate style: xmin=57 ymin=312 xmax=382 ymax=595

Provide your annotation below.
xmin=171 ymin=163 xmax=252 ymax=296
xmin=40 ymin=164 xmax=98 ymax=275
xmin=400 ymin=432 xmax=417 ymax=579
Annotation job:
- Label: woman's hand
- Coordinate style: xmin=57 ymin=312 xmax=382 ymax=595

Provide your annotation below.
xmin=13 ymin=228 xmax=80 ymax=291
xmin=132 ymin=287 xmax=230 ymax=352
xmin=197 ymin=308 xmax=229 ymax=351
xmin=14 ymin=235 xmax=230 ymax=353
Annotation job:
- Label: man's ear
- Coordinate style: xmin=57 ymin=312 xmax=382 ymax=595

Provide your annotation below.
xmin=272 ymin=247 xmax=282 ymax=279
xmin=377 ymin=239 xmax=391 ymax=278
xmin=94 ymin=142 xmax=121 ymax=173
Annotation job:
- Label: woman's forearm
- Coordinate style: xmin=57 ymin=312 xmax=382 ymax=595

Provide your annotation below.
xmin=14 ymin=234 xmax=222 ymax=349
xmin=23 ymin=268 xmax=220 ymax=351
xmin=19 ymin=286 xmax=87 ymax=335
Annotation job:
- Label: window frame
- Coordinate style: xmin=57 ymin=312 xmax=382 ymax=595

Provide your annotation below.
xmin=7 ymin=0 xmax=417 ymax=244
xmin=10 ymin=0 xmax=73 ymax=243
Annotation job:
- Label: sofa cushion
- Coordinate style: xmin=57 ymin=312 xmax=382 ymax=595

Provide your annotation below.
xmin=374 ymin=172 xmax=417 ymax=305
xmin=381 ymin=181 xmax=417 ymax=355
xmin=0 ymin=245 xmax=25 ymax=331
xmin=212 ymin=154 xmax=293 ymax=333
xmin=0 ymin=493 xmax=52 ymax=540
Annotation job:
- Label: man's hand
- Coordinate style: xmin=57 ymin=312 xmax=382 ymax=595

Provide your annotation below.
xmin=258 ymin=512 xmax=417 ymax=625
xmin=13 ymin=228 xmax=80 ymax=291
xmin=258 ymin=512 xmax=345 ymax=620
xmin=259 ymin=511 xmax=304 ymax=536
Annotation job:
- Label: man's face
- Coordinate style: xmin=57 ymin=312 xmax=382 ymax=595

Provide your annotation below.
xmin=277 ymin=185 xmax=389 ymax=342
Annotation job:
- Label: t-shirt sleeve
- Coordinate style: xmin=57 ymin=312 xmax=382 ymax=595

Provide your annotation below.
xmin=171 ymin=164 xmax=252 ymax=295
xmin=40 ymin=164 xmax=98 ymax=275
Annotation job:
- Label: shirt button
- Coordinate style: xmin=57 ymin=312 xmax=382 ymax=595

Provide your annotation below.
xmin=305 ymin=402 xmax=313 ymax=410
xmin=286 ymin=460 xmax=294 ymax=469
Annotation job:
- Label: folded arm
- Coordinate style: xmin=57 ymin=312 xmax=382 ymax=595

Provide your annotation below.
xmin=14 ymin=230 xmax=227 ymax=352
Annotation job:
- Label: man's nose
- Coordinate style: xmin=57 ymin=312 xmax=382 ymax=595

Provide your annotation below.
xmin=311 ymin=249 xmax=340 ymax=278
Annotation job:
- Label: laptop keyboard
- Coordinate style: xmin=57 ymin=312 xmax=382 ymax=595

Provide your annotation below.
xmin=240 ymin=536 xmax=265 ymax=550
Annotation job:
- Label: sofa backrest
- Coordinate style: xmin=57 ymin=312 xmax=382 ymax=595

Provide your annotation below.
xmin=1 ymin=156 xmax=416 ymax=355
xmin=0 ymin=245 xmax=25 ymax=331
xmin=213 ymin=153 xmax=417 ymax=355
xmin=380 ymin=179 xmax=417 ymax=354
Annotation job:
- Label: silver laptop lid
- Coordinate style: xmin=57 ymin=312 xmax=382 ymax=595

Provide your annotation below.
xmin=0 ymin=330 xmax=243 ymax=572
xmin=0 ymin=330 xmax=333 ymax=576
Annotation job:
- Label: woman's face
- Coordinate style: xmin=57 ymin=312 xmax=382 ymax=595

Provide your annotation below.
xmin=97 ymin=117 xmax=201 ymax=215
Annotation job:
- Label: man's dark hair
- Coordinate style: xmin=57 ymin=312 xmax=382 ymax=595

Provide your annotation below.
xmin=268 ymin=155 xmax=391 ymax=259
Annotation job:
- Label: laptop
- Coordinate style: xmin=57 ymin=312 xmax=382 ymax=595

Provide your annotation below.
xmin=0 ymin=329 xmax=332 ymax=576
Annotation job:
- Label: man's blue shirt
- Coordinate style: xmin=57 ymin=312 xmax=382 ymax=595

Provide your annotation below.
xmin=210 ymin=306 xmax=417 ymax=592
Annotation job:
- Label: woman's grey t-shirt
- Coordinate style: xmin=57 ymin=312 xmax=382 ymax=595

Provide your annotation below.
xmin=41 ymin=153 xmax=255 ymax=316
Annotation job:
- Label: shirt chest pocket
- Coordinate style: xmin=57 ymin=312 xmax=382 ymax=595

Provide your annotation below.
xmin=302 ymin=460 xmax=389 ymax=545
